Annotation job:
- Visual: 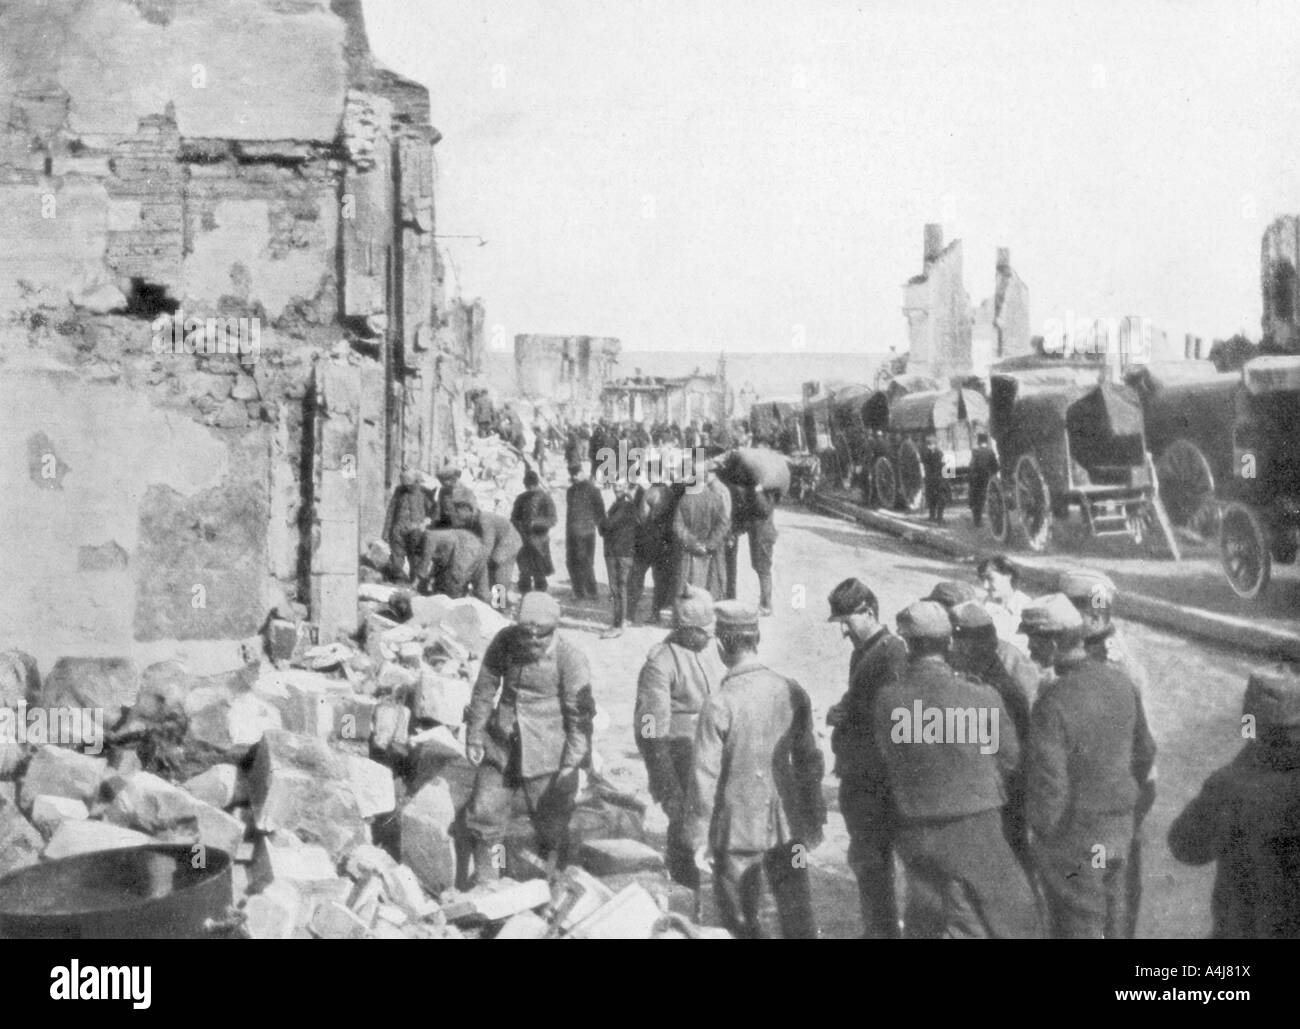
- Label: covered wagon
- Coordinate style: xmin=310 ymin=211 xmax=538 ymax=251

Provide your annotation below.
xmin=871 ymin=387 xmax=989 ymax=512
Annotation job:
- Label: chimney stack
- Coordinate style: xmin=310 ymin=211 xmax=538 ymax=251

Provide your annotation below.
xmin=923 ymin=223 xmax=944 ymax=265
xmin=996 ymin=247 xmax=1011 ymax=272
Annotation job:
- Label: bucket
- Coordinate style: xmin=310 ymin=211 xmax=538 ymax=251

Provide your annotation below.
xmin=0 ymin=844 xmax=233 ymax=939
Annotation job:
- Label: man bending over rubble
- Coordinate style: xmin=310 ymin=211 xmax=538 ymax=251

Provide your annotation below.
xmin=464 ymin=593 xmax=593 ymax=881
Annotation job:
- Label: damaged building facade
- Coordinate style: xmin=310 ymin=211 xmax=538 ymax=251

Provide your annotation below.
xmin=513 ymin=334 xmax=621 ymax=419
xmin=0 ymin=0 xmax=474 ymax=671
xmin=1261 ymin=215 xmax=1300 ymax=350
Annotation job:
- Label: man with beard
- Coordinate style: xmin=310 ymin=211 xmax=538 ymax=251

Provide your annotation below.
xmin=634 ymin=587 xmax=724 ymax=887
xmin=826 ymin=578 xmax=908 ymax=938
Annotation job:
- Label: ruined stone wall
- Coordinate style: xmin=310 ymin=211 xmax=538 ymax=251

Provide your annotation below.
xmin=902 ymin=228 xmax=972 ymax=380
xmin=1261 ymin=215 xmax=1300 ymax=350
xmin=514 ymin=334 xmax=622 ymax=415
xmin=0 ymin=0 xmax=460 ymax=672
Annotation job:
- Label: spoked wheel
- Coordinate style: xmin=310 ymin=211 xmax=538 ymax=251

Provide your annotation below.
xmin=985 ymin=478 xmax=1010 ymax=543
xmin=1014 ymin=453 xmax=1053 ymax=551
xmin=1220 ymin=501 xmax=1271 ymax=600
xmin=1156 ymin=439 xmax=1219 ymax=540
xmin=873 ymin=456 xmax=897 ymax=510
xmin=897 ymin=439 xmax=925 ymax=512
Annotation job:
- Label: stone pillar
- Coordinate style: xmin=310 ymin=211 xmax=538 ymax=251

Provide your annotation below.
xmin=311 ymin=364 xmax=360 ymax=645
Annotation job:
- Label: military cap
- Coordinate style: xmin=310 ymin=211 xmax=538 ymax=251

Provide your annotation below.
xmin=1019 ymin=593 xmax=1083 ymax=635
xmin=449 ymin=485 xmax=478 ymax=509
xmin=827 ymin=578 xmax=876 ymax=622
xmin=517 ymin=592 xmax=561 ymax=633
xmin=1058 ymin=568 xmax=1117 ymax=608
xmin=927 ymin=580 xmax=980 ymax=609
xmin=714 ymin=600 xmax=759 ymax=632
xmin=435 ymin=460 xmax=461 ymax=481
xmin=896 ymin=600 xmax=952 ymax=640
xmin=950 ymin=600 xmax=995 ymax=634
xmin=1244 ymin=667 xmax=1300 ymax=736
xmin=673 ymin=586 xmax=716 ymax=630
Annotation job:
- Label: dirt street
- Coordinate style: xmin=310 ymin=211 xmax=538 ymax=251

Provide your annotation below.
xmin=547 ymin=494 xmax=1258 ymax=938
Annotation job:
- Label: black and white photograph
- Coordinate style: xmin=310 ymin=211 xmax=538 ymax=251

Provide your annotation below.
xmin=0 ymin=0 xmax=1297 ymax=975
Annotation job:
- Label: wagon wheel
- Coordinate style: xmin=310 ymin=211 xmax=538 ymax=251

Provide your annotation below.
xmin=1014 ymin=453 xmax=1053 ymax=552
xmin=897 ymin=440 xmax=925 ymax=513
xmin=985 ymin=477 xmax=1010 ymax=543
xmin=873 ymin=456 xmax=897 ymax=510
xmin=1156 ymin=439 xmax=1219 ymax=540
xmin=1220 ymin=501 xmax=1272 ymax=600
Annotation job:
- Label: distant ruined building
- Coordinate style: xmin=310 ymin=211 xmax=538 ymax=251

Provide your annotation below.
xmin=0 ymin=0 xmax=476 ymax=666
xmin=514 ymin=334 xmax=621 ymax=417
xmin=1261 ymin=215 xmax=1300 ymax=351
xmin=902 ymin=224 xmax=1032 ymax=380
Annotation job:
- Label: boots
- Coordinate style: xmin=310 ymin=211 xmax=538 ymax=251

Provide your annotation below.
xmin=758 ymin=573 xmax=773 ymax=616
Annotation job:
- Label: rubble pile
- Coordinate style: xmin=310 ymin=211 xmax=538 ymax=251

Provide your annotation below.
xmin=454 ymin=430 xmax=533 ymax=515
xmin=0 ymin=584 xmax=717 ymax=939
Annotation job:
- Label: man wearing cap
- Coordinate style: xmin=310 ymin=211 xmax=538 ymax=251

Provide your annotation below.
xmin=634 ymin=586 xmax=725 ymax=887
xmin=565 ymin=463 xmax=606 ymax=601
xmin=673 ymin=463 xmax=729 ymax=599
xmin=598 ymin=478 xmax=639 ymax=638
xmin=826 ymin=578 xmax=908 ymax=938
xmin=948 ymin=600 xmax=1037 ymax=864
xmin=926 ymin=580 xmax=980 ymax=611
xmin=1020 ymin=593 xmax=1157 ymax=939
xmin=627 ymin=477 xmax=682 ymax=624
xmin=431 ymin=461 xmax=464 ymax=529
xmin=464 ymin=593 xmax=593 ymax=880
xmin=1059 ymin=567 xmax=1153 ymax=938
xmin=1169 ymin=668 xmax=1300 ymax=938
xmin=382 ymin=468 xmax=432 ymax=584
xmin=455 ymin=499 xmax=523 ymax=610
xmin=691 ymin=601 xmax=826 ymax=938
xmin=968 ymin=433 xmax=999 ymax=528
xmin=921 ymin=435 xmax=950 ymax=524
xmin=873 ymin=600 xmax=1040 ymax=939
xmin=511 ymin=470 xmax=557 ymax=594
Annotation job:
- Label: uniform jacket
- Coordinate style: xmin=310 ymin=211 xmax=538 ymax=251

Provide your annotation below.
xmin=635 ymin=633 xmax=725 ymax=807
xmin=1168 ymin=740 xmax=1300 ymax=939
xmin=1086 ymin=626 xmax=1149 ymax=695
xmin=673 ymin=486 xmax=729 ymax=596
xmin=921 ymin=445 xmax=949 ymax=497
xmin=968 ymin=445 xmax=1000 ymax=489
xmin=692 ymin=656 xmax=826 ymax=853
xmin=873 ymin=654 xmax=1020 ymax=822
xmin=635 ymin=483 xmax=679 ymax=563
xmin=968 ymin=640 xmax=1039 ymax=746
xmin=566 ymin=479 xmax=607 ymax=537
xmin=383 ymin=484 xmax=429 ymax=541
xmin=599 ymin=495 xmax=640 ymax=559
xmin=466 ymin=627 xmax=593 ymax=778
xmin=832 ymin=628 xmax=908 ymax=781
xmin=417 ymin=528 xmax=486 ymax=597
xmin=1025 ymin=655 xmax=1157 ymax=841
xmin=510 ymin=487 xmax=557 ymax=576
xmin=474 ymin=511 xmax=523 ymax=564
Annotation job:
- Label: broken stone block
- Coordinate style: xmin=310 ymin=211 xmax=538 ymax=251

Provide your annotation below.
xmin=552 ymin=867 xmax=615 ymax=933
xmin=381 ymin=863 xmax=439 ymax=920
xmin=250 ymin=832 xmax=339 ymax=892
xmin=374 ymin=902 xmax=409 ymax=927
xmin=0 ymin=649 xmax=40 ymax=707
xmin=310 ymin=900 xmax=370 ymax=940
xmin=411 ymin=669 xmax=471 ymax=727
xmin=265 ymin=619 xmax=300 ymax=663
xmin=348 ymin=873 xmax=386 ymax=925
xmin=184 ymin=764 xmax=242 ymax=809
xmin=371 ymin=700 xmax=410 ymax=752
xmin=336 ymin=695 xmax=377 ymax=743
xmin=187 ymin=690 xmax=284 ymax=755
xmin=231 ymin=375 xmax=260 ymax=402
xmin=346 ymin=755 xmax=396 ymax=819
xmin=244 ymin=880 xmax=301 ymax=940
xmin=366 ymin=921 xmax=409 ymax=940
xmin=565 ymin=883 xmax=664 ymax=940
xmin=211 ymin=399 xmax=249 ymax=429
xmin=470 ymin=878 xmax=553 ymax=922
xmin=0 ymin=803 xmax=43 ymax=877
xmin=282 ymin=673 xmax=336 ymax=739
xmin=359 ymin=580 xmax=398 ymax=604
xmin=365 ymin=612 xmax=402 ymax=665
xmin=248 ymin=730 xmax=366 ymax=859
xmin=41 ymin=657 xmax=139 ymax=731
xmin=579 ymin=838 xmax=666 ymax=877
xmin=44 ymin=820 xmax=152 ymax=860
xmin=438 ymin=599 xmax=510 ymax=656
xmin=188 ymin=804 xmax=247 ymax=858
xmin=399 ymin=780 xmax=456 ymax=895
xmin=20 ymin=745 xmax=108 ymax=810
xmin=409 ymin=724 xmax=467 ymax=763
xmin=29 ymin=795 xmax=90 ymax=838
xmin=345 ymin=843 xmax=398 ymax=880
xmin=406 ymin=594 xmax=452 ymax=627
xmin=378 ymin=661 xmax=419 ymax=692
xmin=494 ymin=910 xmax=551 ymax=939
xmin=105 ymin=771 xmax=201 ymax=834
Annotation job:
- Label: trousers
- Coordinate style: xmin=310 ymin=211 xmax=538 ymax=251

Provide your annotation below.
xmin=463 ymin=747 xmax=578 ymax=865
xmin=840 ymin=778 xmax=899 ymax=938
xmin=712 ymin=844 xmax=817 ymax=940
xmin=566 ymin=532 xmax=598 ymax=598
xmin=605 ymin=555 xmax=634 ymax=626
xmin=1034 ymin=812 xmax=1134 ymax=939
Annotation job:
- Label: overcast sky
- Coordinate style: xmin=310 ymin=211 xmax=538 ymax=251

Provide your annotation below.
xmin=364 ymin=0 xmax=1300 ymax=354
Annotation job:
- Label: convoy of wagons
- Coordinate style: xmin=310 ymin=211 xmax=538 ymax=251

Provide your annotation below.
xmin=750 ymin=352 xmax=1300 ymax=600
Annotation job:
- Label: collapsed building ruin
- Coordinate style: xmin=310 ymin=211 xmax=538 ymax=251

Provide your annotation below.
xmin=0 ymin=0 xmax=480 ymax=670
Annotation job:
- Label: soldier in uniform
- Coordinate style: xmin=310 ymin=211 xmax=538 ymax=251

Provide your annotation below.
xmin=926 ymin=580 xmax=980 ymax=611
xmin=382 ymin=468 xmax=431 ymax=584
xmin=691 ymin=601 xmax=826 ymax=939
xmin=920 ymin=435 xmax=949 ymax=524
xmin=1169 ymin=667 xmax=1300 ymax=938
xmin=725 ymin=479 xmax=779 ymax=615
xmin=510 ymin=470 xmax=557 ymax=594
xmin=825 ymin=578 xmax=908 ymax=938
xmin=455 ymin=499 xmax=523 ymax=609
xmin=565 ymin=463 xmax=606 ymax=600
xmin=431 ymin=461 xmax=464 ymax=528
xmin=634 ymin=587 xmax=724 ymax=888
xmin=673 ymin=464 xmax=729 ymax=598
xmin=1058 ymin=568 xmax=1153 ymax=938
xmin=416 ymin=521 xmax=487 ymax=599
xmin=464 ymin=593 xmax=593 ymax=881
xmin=968 ymin=433 xmax=999 ymax=528
xmin=627 ymin=477 xmax=681 ymax=624
xmin=874 ymin=601 xmax=1039 ymax=939
xmin=1021 ymin=594 xmax=1157 ymax=939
